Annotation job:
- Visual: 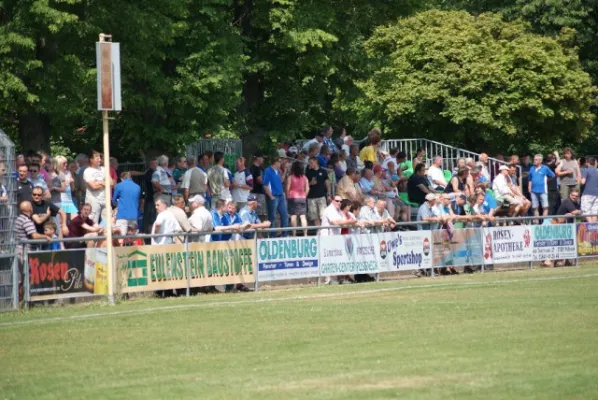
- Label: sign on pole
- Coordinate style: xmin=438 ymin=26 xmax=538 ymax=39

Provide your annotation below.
xmin=96 ymin=41 xmax=121 ymax=111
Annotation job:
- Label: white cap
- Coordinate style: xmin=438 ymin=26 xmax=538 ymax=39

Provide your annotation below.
xmin=189 ymin=195 xmax=205 ymax=204
xmin=277 ymin=148 xmax=287 ymax=157
xmin=425 ymin=193 xmax=436 ymax=201
xmin=288 ymin=146 xmax=298 ymax=154
xmin=499 ymin=165 xmax=509 ymax=171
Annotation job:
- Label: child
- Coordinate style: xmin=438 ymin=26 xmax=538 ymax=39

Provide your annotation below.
xmin=43 ymin=221 xmax=63 ymax=251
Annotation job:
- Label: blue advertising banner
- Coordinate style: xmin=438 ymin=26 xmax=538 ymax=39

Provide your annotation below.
xmin=433 ymin=228 xmax=484 ymax=267
xmin=257 ymin=237 xmax=319 ymax=282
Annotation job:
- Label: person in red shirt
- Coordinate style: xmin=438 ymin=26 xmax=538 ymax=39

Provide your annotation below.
xmin=66 ymin=204 xmax=103 ymax=248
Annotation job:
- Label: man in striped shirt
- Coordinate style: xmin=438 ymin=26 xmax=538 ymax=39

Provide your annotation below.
xmin=16 ymin=201 xmax=49 ymax=301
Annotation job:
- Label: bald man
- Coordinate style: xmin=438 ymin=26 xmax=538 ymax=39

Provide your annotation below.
xmin=16 ymin=201 xmax=49 ymax=302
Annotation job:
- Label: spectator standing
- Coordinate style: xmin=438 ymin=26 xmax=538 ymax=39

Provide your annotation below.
xmin=306 ymin=156 xmax=330 ymax=227
xmin=338 ymin=150 xmax=348 ymax=173
xmin=286 ymin=161 xmax=309 ymax=236
xmin=55 ymin=156 xmax=78 ymax=219
xmin=172 ymin=156 xmax=187 ymax=195
xmin=16 ymin=201 xmax=49 ymax=300
xmin=181 ymin=156 xmax=208 ymax=203
xmin=49 ymin=157 xmax=65 ymax=210
xmin=581 ymin=157 xmax=598 ymax=222
xmin=359 ymin=197 xmax=379 ymax=233
xmin=151 ymin=198 xmax=181 ymax=245
xmin=169 ymin=195 xmax=194 ymax=242
xmin=207 ymin=151 xmax=231 ymax=204
xmin=328 ymin=153 xmax=345 ymax=182
xmin=239 ymin=194 xmax=272 ymax=239
xmin=556 ymin=148 xmax=581 ymax=200
xmin=408 ymin=163 xmax=435 ymax=206
xmin=263 ymin=157 xmax=289 ymax=236
xmin=320 ymin=195 xmax=358 ymax=236
xmin=528 ymin=153 xmax=555 ymax=219
xmin=342 ymin=136 xmax=353 ymax=157
xmin=113 ymin=171 xmax=141 ymax=236
xmin=479 ymin=153 xmax=490 ymax=181
xmin=84 ymin=150 xmax=112 ymax=224
xmin=16 ymin=165 xmax=33 ymax=206
xmin=231 ymin=157 xmax=253 ymax=210
xmin=188 ymin=195 xmax=213 ymax=242
xmin=427 ymin=156 xmax=447 ymax=191
xmin=142 ymin=158 xmax=158 ymax=233
xmin=322 ymin=126 xmax=338 ymax=153
xmin=29 ymin=163 xmax=50 ymax=200
xmin=152 ymin=155 xmax=173 ymax=205
xmin=74 ymin=153 xmax=89 ymax=208
xmin=30 ymin=186 xmax=68 ymax=237
xmin=545 ymin=154 xmax=560 ymax=215
xmin=316 ymin=144 xmax=331 ymax=169
xmin=302 ymin=132 xmax=324 ymax=153
xmin=250 ymin=153 xmax=266 ymax=219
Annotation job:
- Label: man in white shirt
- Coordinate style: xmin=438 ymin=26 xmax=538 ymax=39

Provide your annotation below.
xmin=320 ymin=195 xmax=358 ymax=236
xmin=188 ymin=195 xmax=213 ymax=242
xmin=381 ymin=148 xmax=399 ymax=172
xmin=492 ymin=165 xmax=524 ymax=216
xmin=152 ymin=155 xmax=173 ymax=205
xmin=479 ymin=153 xmax=491 ymax=180
xmin=427 ymin=155 xmax=447 ymax=191
xmin=151 ymin=198 xmax=181 ymax=245
xmin=302 ymin=132 xmax=324 ymax=153
xmin=374 ymin=199 xmax=396 ymax=233
xmin=231 ymin=157 xmax=253 ymax=210
xmin=84 ymin=150 xmax=113 ymax=224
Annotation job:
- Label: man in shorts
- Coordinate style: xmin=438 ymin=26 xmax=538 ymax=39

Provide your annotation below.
xmin=305 ymin=156 xmax=330 ymax=226
xmin=493 ymin=165 xmax=524 ymax=216
xmin=528 ymin=153 xmax=555 ymax=219
xmin=581 ymin=157 xmax=598 ymax=222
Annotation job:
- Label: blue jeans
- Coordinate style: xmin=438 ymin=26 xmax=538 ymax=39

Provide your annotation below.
xmin=266 ymin=194 xmax=289 ymax=237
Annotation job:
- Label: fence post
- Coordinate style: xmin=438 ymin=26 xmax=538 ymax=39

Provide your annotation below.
xmin=317 ymin=231 xmax=321 ymax=287
xmin=184 ymin=234 xmax=190 ymax=297
xmin=480 ymin=226 xmax=485 ymax=274
xmin=23 ymin=247 xmax=29 ymax=309
xmin=254 ymin=231 xmax=260 ymax=292
xmin=11 ymin=255 xmax=18 ymax=310
xmin=575 ymin=221 xmax=580 ymax=269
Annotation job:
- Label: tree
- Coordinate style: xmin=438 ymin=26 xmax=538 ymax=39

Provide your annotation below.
xmin=348 ymin=10 xmax=597 ymax=153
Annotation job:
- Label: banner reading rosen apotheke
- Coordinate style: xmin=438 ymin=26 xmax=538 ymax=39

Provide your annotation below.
xmin=257 ymin=237 xmax=319 ymax=282
xmin=379 ymin=231 xmax=433 ymax=272
xmin=319 ymin=233 xmax=382 ymax=276
xmin=532 ymin=224 xmax=576 ymax=261
xmin=483 ymin=226 xmax=533 ymax=264
xmin=115 ymin=240 xmax=255 ymax=293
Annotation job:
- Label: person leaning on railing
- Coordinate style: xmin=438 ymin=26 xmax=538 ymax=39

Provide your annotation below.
xmin=64 ymin=203 xmax=104 ymax=249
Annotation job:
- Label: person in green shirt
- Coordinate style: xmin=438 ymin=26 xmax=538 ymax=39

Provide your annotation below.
xmin=172 ymin=156 xmax=187 ymax=195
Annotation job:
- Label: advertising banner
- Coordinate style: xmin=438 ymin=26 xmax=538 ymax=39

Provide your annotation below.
xmin=433 ymin=229 xmax=484 ymax=267
xmin=115 ymin=240 xmax=255 ymax=293
xmin=257 ymin=237 xmax=319 ymax=282
xmin=483 ymin=226 xmax=533 ymax=264
xmin=28 ymin=249 xmax=107 ymax=300
xmin=319 ymin=234 xmax=382 ymax=277
xmin=531 ymin=224 xmax=576 ymax=261
xmin=577 ymin=223 xmax=598 ymax=256
xmin=380 ymin=231 xmax=433 ymax=272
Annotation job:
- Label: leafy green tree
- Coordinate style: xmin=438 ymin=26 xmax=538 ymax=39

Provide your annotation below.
xmin=349 ymin=10 xmax=597 ymax=153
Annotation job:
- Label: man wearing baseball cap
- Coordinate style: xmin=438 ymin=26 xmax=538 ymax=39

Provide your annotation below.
xmin=238 ymin=194 xmax=271 ymax=239
xmin=416 ymin=193 xmax=442 ymax=230
xmin=492 ymin=164 xmax=524 ymax=216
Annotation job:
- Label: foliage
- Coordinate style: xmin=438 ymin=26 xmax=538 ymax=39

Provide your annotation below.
xmin=348 ymin=10 xmax=597 ymax=153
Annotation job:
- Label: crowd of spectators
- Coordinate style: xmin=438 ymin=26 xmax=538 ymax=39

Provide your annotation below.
xmin=12 ymin=132 xmax=598 ymax=286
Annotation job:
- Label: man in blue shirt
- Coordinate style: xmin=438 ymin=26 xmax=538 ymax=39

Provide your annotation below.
xmin=528 ymin=154 xmax=556 ymax=218
xmin=112 ymin=171 xmax=141 ymax=236
xmin=221 ymin=201 xmax=243 ymax=241
xmin=239 ymin=194 xmax=272 ymax=239
xmin=263 ymin=157 xmax=289 ymax=237
xmin=321 ymin=126 xmax=338 ymax=154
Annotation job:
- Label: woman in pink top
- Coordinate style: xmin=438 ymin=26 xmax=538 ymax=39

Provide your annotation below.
xmin=286 ymin=161 xmax=310 ymax=236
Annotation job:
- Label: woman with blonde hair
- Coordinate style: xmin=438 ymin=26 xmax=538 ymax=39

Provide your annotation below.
xmin=52 ymin=155 xmax=78 ymax=219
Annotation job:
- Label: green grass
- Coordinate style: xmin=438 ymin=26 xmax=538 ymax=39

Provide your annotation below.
xmin=1 ymin=266 xmax=598 ymax=399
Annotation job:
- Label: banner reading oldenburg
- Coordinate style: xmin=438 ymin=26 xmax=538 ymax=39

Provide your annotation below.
xmin=257 ymin=237 xmax=319 ymax=282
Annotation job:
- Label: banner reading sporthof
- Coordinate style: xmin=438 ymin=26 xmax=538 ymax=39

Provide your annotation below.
xmin=257 ymin=237 xmax=319 ymax=282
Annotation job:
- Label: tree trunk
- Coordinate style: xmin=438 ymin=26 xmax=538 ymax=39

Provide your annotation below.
xmin=19 ymin=111 xmax=51 ymax=154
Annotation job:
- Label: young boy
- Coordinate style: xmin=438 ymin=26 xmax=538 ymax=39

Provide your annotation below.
xmin=43 ymin=221 xmax=63 ymax=250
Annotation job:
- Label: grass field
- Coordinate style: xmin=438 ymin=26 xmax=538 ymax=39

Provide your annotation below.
xmin=1 ymin=266 xmax=598 ymax=399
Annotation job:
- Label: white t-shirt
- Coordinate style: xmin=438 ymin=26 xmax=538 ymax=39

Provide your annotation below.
xmin=232 ymin=170 xmax=253 ymax=203
xmin=188 ymin=206 xmax=213 ymax=242
xmin=320 ymin=204 xmax=344 ymax=236
xmin=427 ymin=165 xmax=446 ymax=188
xmin=84 ymin=166 xmax=106 ymax=203
xmin=151 ymin=210 xmax=181 ymax=245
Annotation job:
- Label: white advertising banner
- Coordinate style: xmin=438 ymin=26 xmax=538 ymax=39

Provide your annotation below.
xmin=483 ymin=226 xmax=533 ymax=264
xmin=531 ymin=224 xmax=577 ymax=261
xmin=380 ymin=231 xmax=433 ymax=272
xmin=257 ymin=237 xmax=319 ymax=282
xmin=319 ymin=233 xmax=382 ymax=277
